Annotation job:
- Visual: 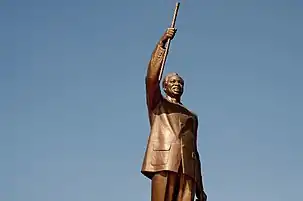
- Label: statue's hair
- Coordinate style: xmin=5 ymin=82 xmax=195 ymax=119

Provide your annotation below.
xmin=162 ymin=72 xmax=184 ymax=89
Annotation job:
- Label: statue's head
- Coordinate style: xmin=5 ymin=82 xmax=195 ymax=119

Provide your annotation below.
xmin=162 ymin=72 xmax=184 ymax=99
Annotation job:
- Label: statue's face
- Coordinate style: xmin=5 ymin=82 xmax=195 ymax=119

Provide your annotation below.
xmin=164 ymin=75 xmax=184 ymax=98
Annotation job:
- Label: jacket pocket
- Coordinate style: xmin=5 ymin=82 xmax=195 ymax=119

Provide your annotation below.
xmin=151 ymin=143 xmax=171 ymax=166
xmin=153 ymin=143 xmax=171 ymax=151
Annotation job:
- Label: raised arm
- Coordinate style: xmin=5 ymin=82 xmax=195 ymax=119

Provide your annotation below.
xmin=145 ymin=28 xmax=176 ymax=111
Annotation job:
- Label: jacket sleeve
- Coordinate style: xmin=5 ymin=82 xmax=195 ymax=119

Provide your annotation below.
xmin=145 ymin=44 xmax=166 ymax=112
xmin=195 ymin=116 xmax=205 ymax=191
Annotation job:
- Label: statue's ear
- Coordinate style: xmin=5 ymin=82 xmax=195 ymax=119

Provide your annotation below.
xmin=162 ymin=83 xmax=167 ymax=93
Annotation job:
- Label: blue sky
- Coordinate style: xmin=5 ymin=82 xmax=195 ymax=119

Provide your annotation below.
xmin=1 ymin=0 xmax=302 ymax=201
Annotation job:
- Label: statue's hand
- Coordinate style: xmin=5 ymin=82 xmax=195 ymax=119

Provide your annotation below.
xmin=159 ymin=28 xmax=177 ymax=46
xmin=196 ymin=191 xmax=207 ymax=201
xmin=196 ymin=182 xmax=207 ymax=201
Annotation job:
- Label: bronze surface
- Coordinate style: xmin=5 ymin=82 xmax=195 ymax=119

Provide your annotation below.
xmin=141 ymin=28 xmax=207 ymax=201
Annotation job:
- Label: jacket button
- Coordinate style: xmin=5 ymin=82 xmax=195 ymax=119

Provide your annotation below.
xmin=192 ymin=152 xmax=196 ymax=159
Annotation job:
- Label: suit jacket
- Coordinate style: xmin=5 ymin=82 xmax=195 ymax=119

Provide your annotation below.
xmin=141 ymin=44 xmax=202 ymax=183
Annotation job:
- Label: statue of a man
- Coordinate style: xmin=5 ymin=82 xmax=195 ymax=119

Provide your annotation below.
xmin=141 ymin=27 xmax=207 ymax=201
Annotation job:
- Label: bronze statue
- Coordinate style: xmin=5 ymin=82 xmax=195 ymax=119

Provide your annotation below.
xmin=141 ymin=27 xmax=207 ymax=201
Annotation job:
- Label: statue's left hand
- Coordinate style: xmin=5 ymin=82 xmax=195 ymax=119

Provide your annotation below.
xmin=196 ymin=191 xmax=207 ymax=201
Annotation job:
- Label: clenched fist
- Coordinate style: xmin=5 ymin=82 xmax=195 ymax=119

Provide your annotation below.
xmin=159 ymin=27 xmax=177 ymax=47
xmin=196 ymin=191 xmax=207 ymax=201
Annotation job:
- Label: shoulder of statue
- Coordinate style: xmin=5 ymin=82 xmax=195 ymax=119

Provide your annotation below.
xmin=193 ymin=112 xmax=198 ymax=121
xmin=185 ymin=107 xmax=197 ymax=118
xmin=182 ymin=106 xmax=198 ymax=121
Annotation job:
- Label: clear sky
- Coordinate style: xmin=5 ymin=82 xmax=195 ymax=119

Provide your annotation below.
xmin=1 ymin=0 xmax=302 ymax=201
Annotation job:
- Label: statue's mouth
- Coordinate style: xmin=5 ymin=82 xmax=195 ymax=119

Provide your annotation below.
xmin=172 ymin=86 xmax=181 ymax=92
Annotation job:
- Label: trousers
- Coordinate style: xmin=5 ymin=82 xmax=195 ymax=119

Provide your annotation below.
xmin=151 ymin=166 xmax=196 ymax=201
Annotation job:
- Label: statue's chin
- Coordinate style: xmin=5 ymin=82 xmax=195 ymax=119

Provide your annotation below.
xmin=173 ymin=91 xmax=183 ymax=96
xmin=165 ymin=90 xmax=182 ymax=99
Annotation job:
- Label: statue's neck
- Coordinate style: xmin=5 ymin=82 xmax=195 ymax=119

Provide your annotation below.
xmin=166 ymin=95 xmax=181 ymax=104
